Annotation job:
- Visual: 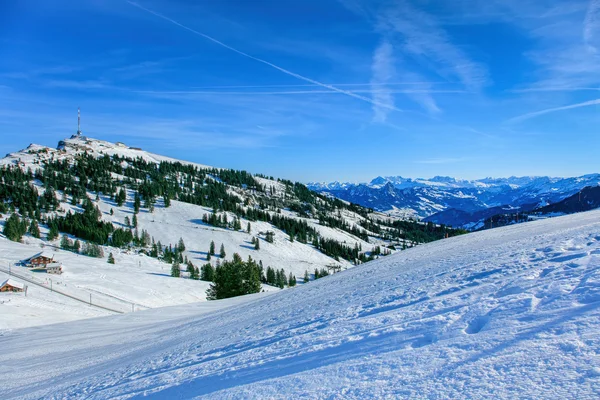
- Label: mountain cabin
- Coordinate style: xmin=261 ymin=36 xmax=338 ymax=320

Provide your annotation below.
xmin=45 ymin=263 xmax=63 ymax=275
xmin=0 ymin=279 xmax=25 ymax=292
xmin=25 ymin=251 xmax=55 ymax=266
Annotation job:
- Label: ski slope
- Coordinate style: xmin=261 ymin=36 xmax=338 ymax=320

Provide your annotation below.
xmin=2 ymin=209 xmax=599 ymax=399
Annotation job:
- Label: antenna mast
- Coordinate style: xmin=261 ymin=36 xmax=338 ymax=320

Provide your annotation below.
xmin=77 ymin=107 xmax=82 ymax=136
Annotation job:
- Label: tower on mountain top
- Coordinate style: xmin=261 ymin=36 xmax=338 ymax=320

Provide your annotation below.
xmin=77 ymin=107 xmax=82 ymax=136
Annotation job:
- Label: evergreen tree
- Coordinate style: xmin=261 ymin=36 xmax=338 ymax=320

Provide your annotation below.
xmin=303 ymin=270 xmax=310 ymax=283
xmin=108 ymin=252 xmax=115 ymax=264
xmin=133 ymin=193 xmax=141 ymax=214
xmin=177 ymin=237 xmax=186 ymax=252
xmin=116 ymin=188 xmax=127 ymax=207
xmin=265 ymin=231 xmax=274 ymax=243
xmin=266 ymin=266 xmax=276 ymax=285
xmin=206 ymin=252 xmax=211 ymax=261
xmin=220 ymin=243 xmax=226 ymax=258
xmin=255 ymin=238 xmax=260 ymax=250
xmin=281 ymin=269 xmax=288 ymax=287
xmin=289 ymin=272 xmax=296 ymax=287
xmin=314 ymin=268 xmax=320 ymax=280
xmin=28 ymin=219 xmax=40 ymax=238
xmin=247 ymin=222 xmax=251 ymax=233
xmin=200 ymin=263 xmax=215 ymax=281
xmin=171 ymin=260 xmax=181 ymax=278
xmin=47 ymin=224 xmax=59 ymax=241
xmin=209 ymin=240 xmax=215 ymax=255
xmin=206 ymin=253 xmax=261 ymax=300
xmin=3 ymin=213 xmax=26 ymax=242
xmin=132 ymin=214 xmax=138 ymax=228
xmin=124 ymin=216 xmax=130 ymax=228
xmin=110 ymin=208 xmax=114 ymax=216
xmin=60 ymin=234 xmax=73 ymax=250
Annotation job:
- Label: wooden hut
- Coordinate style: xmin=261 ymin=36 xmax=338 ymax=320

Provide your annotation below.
xmin=25 ymin=251 xmax=54 ymax=267
xmin=0 ymin=279 xmax=24 ymax=292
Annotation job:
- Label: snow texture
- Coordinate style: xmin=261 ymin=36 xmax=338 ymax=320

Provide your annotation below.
xmin=1 ymin=209 xmax=599 ymax=399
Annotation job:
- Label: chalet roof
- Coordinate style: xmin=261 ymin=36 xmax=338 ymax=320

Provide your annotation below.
xmin=1 ymin=279 xmax=24 ymax=290
xmin=26 ymin=251 xmax=55 ymax=261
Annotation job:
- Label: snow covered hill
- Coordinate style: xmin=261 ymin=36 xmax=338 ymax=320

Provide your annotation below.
xmin=1 ymin=209 xmax=599 ymax=399
xmin=2 ymin=135 xmax=445 ymax=328
xmin=309 ymin=174 xmax=600 ymax=227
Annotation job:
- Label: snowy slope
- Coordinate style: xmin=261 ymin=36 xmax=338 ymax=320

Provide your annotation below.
xmin=2 ymin=209 xmax=599 ymax=399
xmin=1 ymin=136 xmax=399 ymax=328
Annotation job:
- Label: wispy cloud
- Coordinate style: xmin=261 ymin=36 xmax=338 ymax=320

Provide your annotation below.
xmin=377 ymin=0 xmax=488 ymax=91
xmin=342 ymin=0 xmax=483 ymax=116
xmin=126 ymin=1 xmax=404 ymax=115
xmin=584 ymin=0 xmax=600 ymax=52
xmin=508 ymin=98 xmax=600 ymax=123
xmin=370 ymin=40 xmax=396 ymax=122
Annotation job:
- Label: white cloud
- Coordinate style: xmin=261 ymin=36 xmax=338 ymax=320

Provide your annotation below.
xmin=584 ymin=0 xmax=600 ymax=52
xmin=370 ymin=40 xmax=396 ymax=122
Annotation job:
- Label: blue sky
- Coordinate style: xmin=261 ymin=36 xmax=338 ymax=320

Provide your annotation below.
xmin=0 ymin=0 xmax=599 ymax=183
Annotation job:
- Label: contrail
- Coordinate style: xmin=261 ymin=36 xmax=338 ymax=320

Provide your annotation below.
xmin=508 ymin=98 xmax=600 ymax=123
xmin=191 ymin=82 xmax=444 ymax=89
xmin=126 ymin=1 xmax=404 ymax=113
xmin=137 ymin=89 xmax=465 ymax=95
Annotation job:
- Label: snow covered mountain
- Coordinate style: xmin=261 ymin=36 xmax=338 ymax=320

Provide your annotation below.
xmin=308 ymin=174 xmax=600 ymax=227
xmin=2 ymin=209 xmax=599 ymax=398
xmin=1 ymin=135 xmax=459 ymax=328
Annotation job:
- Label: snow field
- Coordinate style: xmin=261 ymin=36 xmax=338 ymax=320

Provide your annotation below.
xmin=1 ymin=209 xmax=599 ymax=398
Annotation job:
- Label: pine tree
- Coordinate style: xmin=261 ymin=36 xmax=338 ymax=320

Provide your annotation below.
xmin=266 ymin=266 xmax=276 ymax=285
xmin=206 ymin=252 xmax=211 ymax=261
xmin=265 ymin=231 xmax=274 ymax=243
xmin=281 ymin=269 xmax=288 ymax=287
xmin=209 ymin=240 xmax=215 ymax=255
xmin=110 ymin=208 xmax=114 ymax=216
xmin=200 ymin=263 xmax=215 ymax=281
xmin=220 ymin=243 xmax=226 ymax=258
xmin=28 ymin=220 xmax=40 ymax=238
xmin=47 ymin=224 xmax=59 ymax=241
xmin=60 ymin=234 xmax=73 ymax=250
xmin=255 ymin=238 xmax=260 ymax=250
xmin=171 ymin=260 xmax=181 ymax=278
xmin=3 ymin=213 xmax=26 ymax=242
xmin=132 ymin=214 xmax=138 ymax=228
xmin=289 ymin=272 xmax=296 ymax=287
xmin=108 ymin=253 xmax=115 ymax=264
xmin=206 ymin=253 xmax=261 ymax=300
xmin=116 ymin=188 xmax=127 ymax=207
xmin=177 ymin=237 xmax=186 ymax=252
xmin=247 ymin=222 xmax=251 ymax=233
xmin=304 ymin=270 xmax=310 ymax=283
xmin=124 ymin=216 xmax=130 ymax=228
xmin=133 ymin=193 xmax=141 ymax=214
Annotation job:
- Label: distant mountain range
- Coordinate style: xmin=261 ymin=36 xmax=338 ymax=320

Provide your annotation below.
xmin=308 ymin=175 xmax=600 ymax=228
